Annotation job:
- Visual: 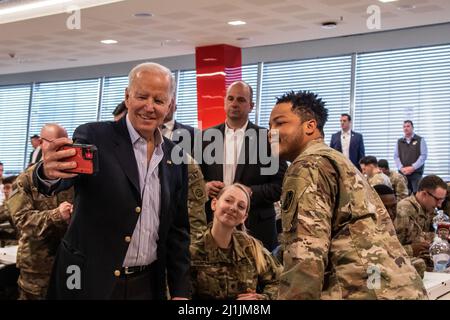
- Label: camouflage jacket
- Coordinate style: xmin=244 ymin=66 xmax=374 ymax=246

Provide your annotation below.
xmin=388 ymin=170 xmax=409 ymax=201
xmin=7 ymin=165 xmax=74 ymax=296
xmin=0 ymin=203 xmax=18 ymax=245
xmin=368 ymin=172 xmax=392 ymax=188
xmin=395 ymin=195 xmax=434 ymax=256
xmin=190 ymin=226 xmax=282 ymax=300
xmin=187 ymin=158 xmax=207 ymax=240
xmin=278 ymin=139 xmax=426 ymax=300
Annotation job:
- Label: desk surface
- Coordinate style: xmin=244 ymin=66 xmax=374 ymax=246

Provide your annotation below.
xmin=423 ymin=271 xmax=450 ymax=300
xmin=0 ymin=245 xmax=17 ymax=265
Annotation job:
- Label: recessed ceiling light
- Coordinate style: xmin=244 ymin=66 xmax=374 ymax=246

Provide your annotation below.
xmin=397 ymin=4 xmax=416 ymax=10
xmin=228 ymin=20 xmax=246 ymax=26
xmin=378 ymin=0 xmax=398 ymax=3
xmin=203 ymin=58 xmax=218 ymax=62
xmin=101 ymin=39 xmax=118 ymax=44
xmin=134 ymin=12 xmax=153 ymax=18
xmin=321 ymin=21 xmax=337 ymax=29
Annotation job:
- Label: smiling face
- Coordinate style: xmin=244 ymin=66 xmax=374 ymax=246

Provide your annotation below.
xmin=212 ymin=185 xmax=249 ymax=229
xmin=269 ymin=102 xmax=314 ymax=162
xmin=125 ymin=68 xmax=172 ymax=140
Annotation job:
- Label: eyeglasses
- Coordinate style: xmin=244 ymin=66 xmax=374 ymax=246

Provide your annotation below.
xmin=40 ymin=137 xmax=54 ymax=143
xmin=426 ymin=190 xmax=446 ymax=203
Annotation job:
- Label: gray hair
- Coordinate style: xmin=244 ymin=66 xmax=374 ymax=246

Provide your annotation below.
xmin=128 ymin=62 xmax=176 ymax=96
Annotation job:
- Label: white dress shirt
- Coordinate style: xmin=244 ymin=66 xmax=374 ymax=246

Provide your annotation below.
xmin=123 ymin=115 xmax=164 ymax=267
xmin=340 ymin=130 xmax=351 ymax=159
xmin=31 ymin=146 xmax=41 ymax=164
xmin=162 ymin=119 xmax=175 ymax=140
xmin=223 ymin=121 xmax=247 ymax=186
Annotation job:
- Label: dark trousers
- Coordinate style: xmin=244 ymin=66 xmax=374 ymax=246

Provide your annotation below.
xmin=110 ymin=266 xmax=156 ymax=300
xmin=405 ymin=171 xmax=423 ymax=194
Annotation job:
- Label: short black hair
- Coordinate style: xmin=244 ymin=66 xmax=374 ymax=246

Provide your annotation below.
xmin=404 ymin=120 xmax=414 ymax=128
xmin=112 ymin=101 xmax=127 ymax=116
xmin=374 ymin=184 xmax=395 ymax=196
xmin=276 ymin=90 xmax=328 ymax=136
xmin=378 ymin=159 xmax=389 ymax=170
xmin=30 ymin=134 xmax=40 ymax=139
xmin=359 ymin=155 xmax=378 ymax=166
xmin=418 ymin=175 xmax=447 ymax=192
xmin=341 ymin=113 xmax=351 ymax=122
xmin=0 ymin=162 xmax=3 ymax=166
xmin=2 ymin=175 xmax=16 ymax=185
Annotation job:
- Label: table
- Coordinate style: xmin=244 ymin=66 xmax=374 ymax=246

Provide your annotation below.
xmin=423 ymin=271 xmax=450 ymax=300
xmin=0 ymin=245 xmax=17 ymax=265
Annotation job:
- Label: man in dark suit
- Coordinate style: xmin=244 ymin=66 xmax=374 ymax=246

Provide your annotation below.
xmin=329 ymin=113 xmax=365 ymax=170
xmin=28 ymin=134 xmax=42 ymax=167
xmin=199 ymin=81 xmax=287 ymax=251
xmin=33 ymin=62 xmax=190 ymax=300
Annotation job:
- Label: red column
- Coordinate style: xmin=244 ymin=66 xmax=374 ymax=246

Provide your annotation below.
xmin=195 ymin=44 xmax=242 ymax=129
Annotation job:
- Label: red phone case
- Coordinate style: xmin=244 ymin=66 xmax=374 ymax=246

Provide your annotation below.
xmin=60 ymin=144 xmax=98 ymax=174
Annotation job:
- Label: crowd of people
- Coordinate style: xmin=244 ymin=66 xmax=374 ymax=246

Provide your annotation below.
xmin=0 ymin=61 xmax=449 ymax=300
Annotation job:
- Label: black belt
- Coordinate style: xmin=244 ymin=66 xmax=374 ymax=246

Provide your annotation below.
xmin=120 ymin=265 xmax=152 ymax=276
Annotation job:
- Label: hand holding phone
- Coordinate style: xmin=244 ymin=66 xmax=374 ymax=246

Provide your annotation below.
xmin=59 ymin=144 xmax=98 ymax=175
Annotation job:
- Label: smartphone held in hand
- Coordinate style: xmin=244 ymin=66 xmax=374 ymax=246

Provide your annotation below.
xmin=60 ymin=144 xmax=98 ymax=174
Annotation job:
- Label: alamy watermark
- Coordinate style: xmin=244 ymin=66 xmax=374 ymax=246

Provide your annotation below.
xmin=66 ymin=5 xmax=81 ymax=30
xmin=366 ymin=264 xmax=381 ymax=290
xmin=366 ymin=5 xmax=381 ymax=30
xmin=169 ymin=127 xmax=280 ymax=175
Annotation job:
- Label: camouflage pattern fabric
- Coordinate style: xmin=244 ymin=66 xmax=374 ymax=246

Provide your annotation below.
xmin=388 ymin=170 xmax=409 ymax=201
xmin=278 ymin=139 xmax=426 ymax=300
xmin=368 ymin=172 xmax=392 ymax=189
xmin=7 ymin=164 xmax=74 ymax=299
xmin=190 ymin=226 xmax=282 ymax=300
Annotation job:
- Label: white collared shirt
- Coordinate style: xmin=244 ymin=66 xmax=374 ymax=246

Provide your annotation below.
xmin=223 ymin=121 xmax=247 ymax=186
xmin=341 ymin=130 xmax=351 ymax=159
xmin=162 ymin=119 xmax=175 ymax=140
xmin=123 ymin=114 xmax=164 ymax=267
xmin=31 ymin=146 xmax=41 ymax=164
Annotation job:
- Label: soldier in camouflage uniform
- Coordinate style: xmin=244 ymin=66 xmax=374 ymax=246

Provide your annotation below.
xmin=359 ymin=156 xmax=392 ymax=188
xmin=0 ymin=175 xmax=18 ymax=246
xmin=394 ymin=175 xmax=447 ymax=271
xmin=190 ymin=183 xmax=282 ymax=300
xmin=269 ymin=90 xmax=426 ymax=300
xmin=187 ymin=155 xmax=207 ymax=240
xmin=378 ymin=159 xmax=409 ymax=201
xmin=373 ymin=184 xmax=427 ymax=278
xmin=7 ymin=124 xmax=74 ymax=300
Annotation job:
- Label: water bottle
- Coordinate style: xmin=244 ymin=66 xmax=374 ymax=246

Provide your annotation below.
xmin=433 ymin=209 xmax=450 ymax=232
xmin=429 ymin=236 xmax=450 ymax=272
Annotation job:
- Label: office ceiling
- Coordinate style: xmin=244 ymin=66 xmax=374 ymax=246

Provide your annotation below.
xmin=1 ymin=0 xmax=449 ymax=74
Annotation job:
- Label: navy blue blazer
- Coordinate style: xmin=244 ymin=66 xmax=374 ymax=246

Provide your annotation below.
xmin=34 ymin=116 xmax=190 ymax=300
xmin=330 ymin=130 xmax=365 ymax=170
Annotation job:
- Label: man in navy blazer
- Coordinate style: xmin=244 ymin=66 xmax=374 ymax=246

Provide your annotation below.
xmin=33 ymin=63 xmax=190 ymax=300
xmin=329 ymin=113 xmax=365 ymax=170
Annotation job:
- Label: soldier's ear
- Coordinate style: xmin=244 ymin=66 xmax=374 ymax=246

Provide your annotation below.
xmin=304 ymin=119 xmax=317 ymax=135
xmin=211 ymin=198 xmax=217 ymax=212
